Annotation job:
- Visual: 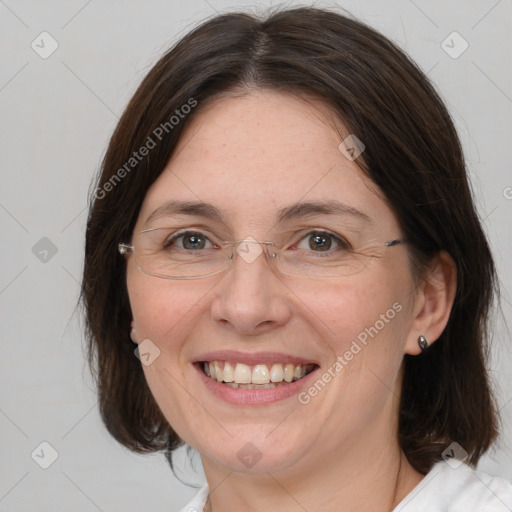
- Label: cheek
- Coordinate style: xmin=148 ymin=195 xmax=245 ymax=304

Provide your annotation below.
xmin=127 ymin=266 xmax=208 ymax=345
xmin=291 ymin=268 xmax=414 ymax=414
xmin=295 ymin=271 xmax=408 ymax=347
xmin=296 ymin=277 xmax=411 ymax=424
xmin=127 ymin=272 xmax=213 ymax=440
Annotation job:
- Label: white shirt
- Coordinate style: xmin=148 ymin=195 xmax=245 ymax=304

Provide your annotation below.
xmin=177 ymin=461 xmax=512 ymax=511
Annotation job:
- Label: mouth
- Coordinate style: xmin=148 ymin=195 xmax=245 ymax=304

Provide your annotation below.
xmin=193 ymin=351 xmax=321 ymax=404
xmin=201 ymin=360 xmax=317 ymax=389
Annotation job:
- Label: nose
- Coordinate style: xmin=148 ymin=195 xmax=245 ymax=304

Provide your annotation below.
xmin=210 ymin=241 xmax=293 ymax=336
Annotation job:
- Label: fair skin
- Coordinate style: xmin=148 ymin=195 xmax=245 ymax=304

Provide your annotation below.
xmin=127 ymin=91 xmax=456 ymax=511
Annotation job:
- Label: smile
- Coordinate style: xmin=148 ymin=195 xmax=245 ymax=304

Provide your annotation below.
xmin=193 ymin=351 xmax=320 ymax=404
xmin=202 ymin=361 xmax=317 ymax=389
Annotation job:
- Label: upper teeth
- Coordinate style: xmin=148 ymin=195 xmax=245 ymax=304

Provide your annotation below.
xmin=204 ymin=361 xmax=314 ymax=384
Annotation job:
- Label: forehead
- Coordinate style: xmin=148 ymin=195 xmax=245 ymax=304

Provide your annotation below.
xmin=137 ymin=91 xmax=398 ymax=233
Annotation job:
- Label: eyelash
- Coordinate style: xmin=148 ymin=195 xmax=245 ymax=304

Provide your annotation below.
xmin=163 ymin=231 xmax=216 ymax=250
xmin=163 ymin=230 xmax=351 ymax=252
xmin=293 ymin=230 xmax=351 ymax=252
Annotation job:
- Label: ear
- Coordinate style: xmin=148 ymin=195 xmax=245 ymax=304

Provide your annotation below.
xmin=130 ymin=320 xmax=139 ymax=344
xmin=404 ymin=251 xmax=457 ymax=355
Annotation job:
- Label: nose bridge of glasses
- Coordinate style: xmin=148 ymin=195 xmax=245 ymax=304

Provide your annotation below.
xmin=224 ymin=238 xmax=277 ymax=266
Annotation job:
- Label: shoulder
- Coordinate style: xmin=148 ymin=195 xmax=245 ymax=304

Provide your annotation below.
xmin=395 ymin=461 xmax=512 ymax=511
xmin=180 ymin=466 xmax=512 ymax=512
xmin=176 ymin=484 xmax=209 ymax=512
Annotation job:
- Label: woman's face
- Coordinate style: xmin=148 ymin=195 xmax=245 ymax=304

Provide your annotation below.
xmin=127 ymin=91 xmax=419 ymax=475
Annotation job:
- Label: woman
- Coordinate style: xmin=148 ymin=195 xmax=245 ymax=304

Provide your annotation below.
xmin=82 ymin=6 xmax=512 ymax=511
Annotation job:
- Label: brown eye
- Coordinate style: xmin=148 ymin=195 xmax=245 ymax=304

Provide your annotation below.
xmin=294 ymin=230 xmax=349 ymax=254
xmin=308 ymin=232 xmax=332 ymax=251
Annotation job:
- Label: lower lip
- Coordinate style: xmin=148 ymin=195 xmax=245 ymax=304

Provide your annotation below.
xmin=195 ymin=364 xmax=319 ymax=405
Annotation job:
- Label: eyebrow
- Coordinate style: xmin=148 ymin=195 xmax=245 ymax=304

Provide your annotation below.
xmin=145 ymin=200 xmax=225 ymax=225
xmin=145 ymin=199 xmax=371 ymax=226
xmin=276 ymin=200 xmax=372 ymax=224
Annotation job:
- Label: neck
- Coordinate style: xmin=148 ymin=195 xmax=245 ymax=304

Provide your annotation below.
xmin=201 ymin=428 xmax=424 ymax=512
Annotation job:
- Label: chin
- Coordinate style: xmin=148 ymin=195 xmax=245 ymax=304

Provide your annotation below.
xmin=193 ymin=425 xmax=313 ymax=474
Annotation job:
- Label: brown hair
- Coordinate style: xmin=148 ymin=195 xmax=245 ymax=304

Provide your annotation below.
xmin=82 ymin=6 xmax=499 ymax=475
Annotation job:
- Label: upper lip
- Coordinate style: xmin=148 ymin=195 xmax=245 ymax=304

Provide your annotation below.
xmin=192 ymin=350 xmax=319 ymax=366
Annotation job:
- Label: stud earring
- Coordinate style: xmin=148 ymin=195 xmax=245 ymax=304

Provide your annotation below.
xmin=418 ymin=335 xmax=429 ymax=353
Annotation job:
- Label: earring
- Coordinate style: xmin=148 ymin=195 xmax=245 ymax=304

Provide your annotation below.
xmin=418 ymin=335 xmax=429 ymax=353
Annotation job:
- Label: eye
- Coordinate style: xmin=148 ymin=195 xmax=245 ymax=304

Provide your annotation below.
xmin=295 ymin=231 xmax=349 ymax=253
xmin=164 ymin=231 xmax=214 ymax=250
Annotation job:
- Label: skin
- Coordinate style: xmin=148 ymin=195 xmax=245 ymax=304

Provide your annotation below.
xmin=127 ymin=91 xmax=457 ymax=511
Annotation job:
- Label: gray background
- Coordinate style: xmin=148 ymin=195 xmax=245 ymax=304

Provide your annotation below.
xmin=1 ymin=0 xmax=511 ymax=510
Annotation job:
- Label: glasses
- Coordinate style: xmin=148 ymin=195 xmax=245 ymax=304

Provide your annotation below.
xmin=118 ymin=227 xmax=403 ymax=280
